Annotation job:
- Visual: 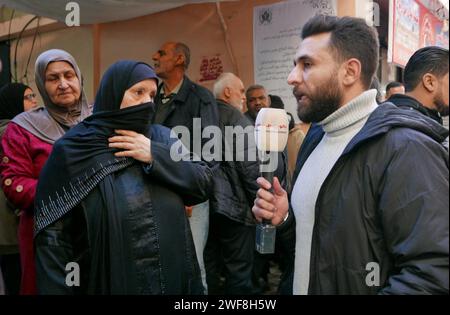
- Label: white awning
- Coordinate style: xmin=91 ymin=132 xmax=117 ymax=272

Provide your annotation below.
xmin=0 ymin=0 xmax=236 ymax=24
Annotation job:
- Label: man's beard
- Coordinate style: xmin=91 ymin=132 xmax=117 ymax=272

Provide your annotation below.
xmin=434 ymin=88 xmax=449 ymax=117
xmin=294 ymin=76 xmax=343 ymax=123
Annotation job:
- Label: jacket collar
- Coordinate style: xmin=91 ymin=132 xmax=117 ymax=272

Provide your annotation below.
xmin=157 ymin=75 xmax=191 ymax=104
xmin=387 ymin=94 xmax=443 ymax=125
xmin=154 ymin=76 xmax=193 ymax=124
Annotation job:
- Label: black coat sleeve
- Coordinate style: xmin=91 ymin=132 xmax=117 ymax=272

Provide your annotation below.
xmin=227 ymin=114 xmax=286 ymax=208
xmin=230 ymin=116 xmax=260 ymax=206
xmin=144 ymin=126 xmax=213 ymax=206
xmin=378 ymin=136 xmax=449 ymax=295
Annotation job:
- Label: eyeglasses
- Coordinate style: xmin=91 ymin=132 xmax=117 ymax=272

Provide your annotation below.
xmin=24 ymin=93 xmax=36 ymax=101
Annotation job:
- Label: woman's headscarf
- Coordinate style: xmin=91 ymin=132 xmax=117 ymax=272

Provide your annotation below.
xmin=0 ymin=83 xmax=29 ymax=120
xmin=12 ymin=49 xmax=91 ymax=144
xmin=93 ymin=61 xmax=158 ymax=113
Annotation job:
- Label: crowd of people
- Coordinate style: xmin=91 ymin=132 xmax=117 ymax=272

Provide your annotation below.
xmin=0 ymin=14 xmax=448 ymax=295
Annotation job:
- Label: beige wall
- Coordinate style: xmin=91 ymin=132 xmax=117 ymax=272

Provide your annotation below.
xmin=99 ymin=0 xmax=281 ymax=91
xmin=99 ymin=0 xmax=353 ymax=91
xmin=9 ymin=26 xmax=94 ymax=104
xmin=338 ymin=0 xmax=356 ymax=16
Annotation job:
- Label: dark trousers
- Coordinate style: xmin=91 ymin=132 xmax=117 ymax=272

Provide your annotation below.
xmin=0 ymin=254 xmax=21 ymax=295
xmin=252 ymin=252 xmax=271 ymax=294
xmin=204 ymin=213 xmax=254 ymax=295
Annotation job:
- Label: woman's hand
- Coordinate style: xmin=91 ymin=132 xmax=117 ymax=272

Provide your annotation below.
xmin=108 ymin=129 xmax=152 ymax=163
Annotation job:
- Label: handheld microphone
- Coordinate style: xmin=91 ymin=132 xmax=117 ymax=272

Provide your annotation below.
xmin=254 ymin=108 xmax=289 ymax=254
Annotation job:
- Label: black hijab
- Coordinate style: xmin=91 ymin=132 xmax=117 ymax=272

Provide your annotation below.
xmin=0 ymin=83 xmax=29 ymax=120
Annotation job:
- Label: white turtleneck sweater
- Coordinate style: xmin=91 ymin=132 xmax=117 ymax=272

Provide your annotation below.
xmin=291 ymin=90 xmax=378 ymax=295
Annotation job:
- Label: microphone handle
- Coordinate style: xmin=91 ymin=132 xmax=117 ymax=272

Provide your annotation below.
xmin=261 ymin=171 xmax=274 ymax=225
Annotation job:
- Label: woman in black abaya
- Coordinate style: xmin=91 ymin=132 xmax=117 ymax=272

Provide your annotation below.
xmin=34 ymin=60 xmax=211 ymax=294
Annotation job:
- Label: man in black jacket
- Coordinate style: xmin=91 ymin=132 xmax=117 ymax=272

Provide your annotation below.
xmin=204 ymin=72 xmax=260 ymax=294
xmin=387 ymin=46 xmax=448 ymax=149
xmin=388 ymin=46 xmax=448 ymax=126
xmin=252 ymin=15 xmax=449 ymax=294
xmin=152 ymin=42 xmax=219 ymax=293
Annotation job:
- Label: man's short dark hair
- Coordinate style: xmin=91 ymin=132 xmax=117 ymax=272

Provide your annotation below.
xmin=174 ymin=42 xmax=191 ymax=70
xmin=269 ymin=94 xmax=285 ymax=109
xmin=246 ymin=84 xmax=266 ymax=100
xmin=301 ymin=15 xmax=379 ymax=89
xmin=403 ymin=46 xmax=449 ymax=92
xmin=385 ymin=81 xmax=404 ymax=94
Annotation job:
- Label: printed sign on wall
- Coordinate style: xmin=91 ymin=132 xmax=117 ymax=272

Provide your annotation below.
xmin=389 ymin=0 xmax=449 ymax=67
xmin=199 ymin=54 xmax=224 ymax=82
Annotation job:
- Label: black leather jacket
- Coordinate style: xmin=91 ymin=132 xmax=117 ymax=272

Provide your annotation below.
xmin=210 ymin=100 xmax=286 ymax=226
xmin=209 ymin=101 xmax=260 ymax=225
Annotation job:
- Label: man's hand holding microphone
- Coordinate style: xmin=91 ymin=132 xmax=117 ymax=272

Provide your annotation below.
xmin=253 ymin=176 xmax=289 ymax=226
xmin=253 ymin=108 xmax=290 ymax=254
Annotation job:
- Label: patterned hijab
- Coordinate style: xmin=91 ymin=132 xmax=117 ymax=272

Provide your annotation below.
xmin=12 ymin=49 xmax=91 ymax=144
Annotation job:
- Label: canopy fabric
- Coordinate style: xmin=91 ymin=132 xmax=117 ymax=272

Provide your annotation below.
xmin=0 ymin=0 xmax=235 ymax=24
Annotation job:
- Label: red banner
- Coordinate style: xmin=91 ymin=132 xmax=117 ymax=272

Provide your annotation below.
xmin=390 ymin=0 xmax=449 ymax=67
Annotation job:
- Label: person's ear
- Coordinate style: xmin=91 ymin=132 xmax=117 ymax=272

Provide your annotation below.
xmin=422 ymin=73 xmax=438 ymax=93
xmin=175 ymin=53 xmax=185 ymax=68
xmin=224 ymin=87 xmax=231 ymax=99
xmin=341 ymin=58 xmax=362 ymax=87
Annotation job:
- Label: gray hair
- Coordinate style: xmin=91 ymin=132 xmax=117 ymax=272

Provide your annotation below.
xmin=213 ymin=72 xmax=239 ymax=99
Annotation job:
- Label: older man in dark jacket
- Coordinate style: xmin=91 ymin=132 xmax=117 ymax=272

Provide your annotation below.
xmin=152 ymin=42 xmax=219 ymax=293
xmin=253 ymin=15 xmax=448 ymax=295
xmin=204 ymin=73 xmax=259 ymax=294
